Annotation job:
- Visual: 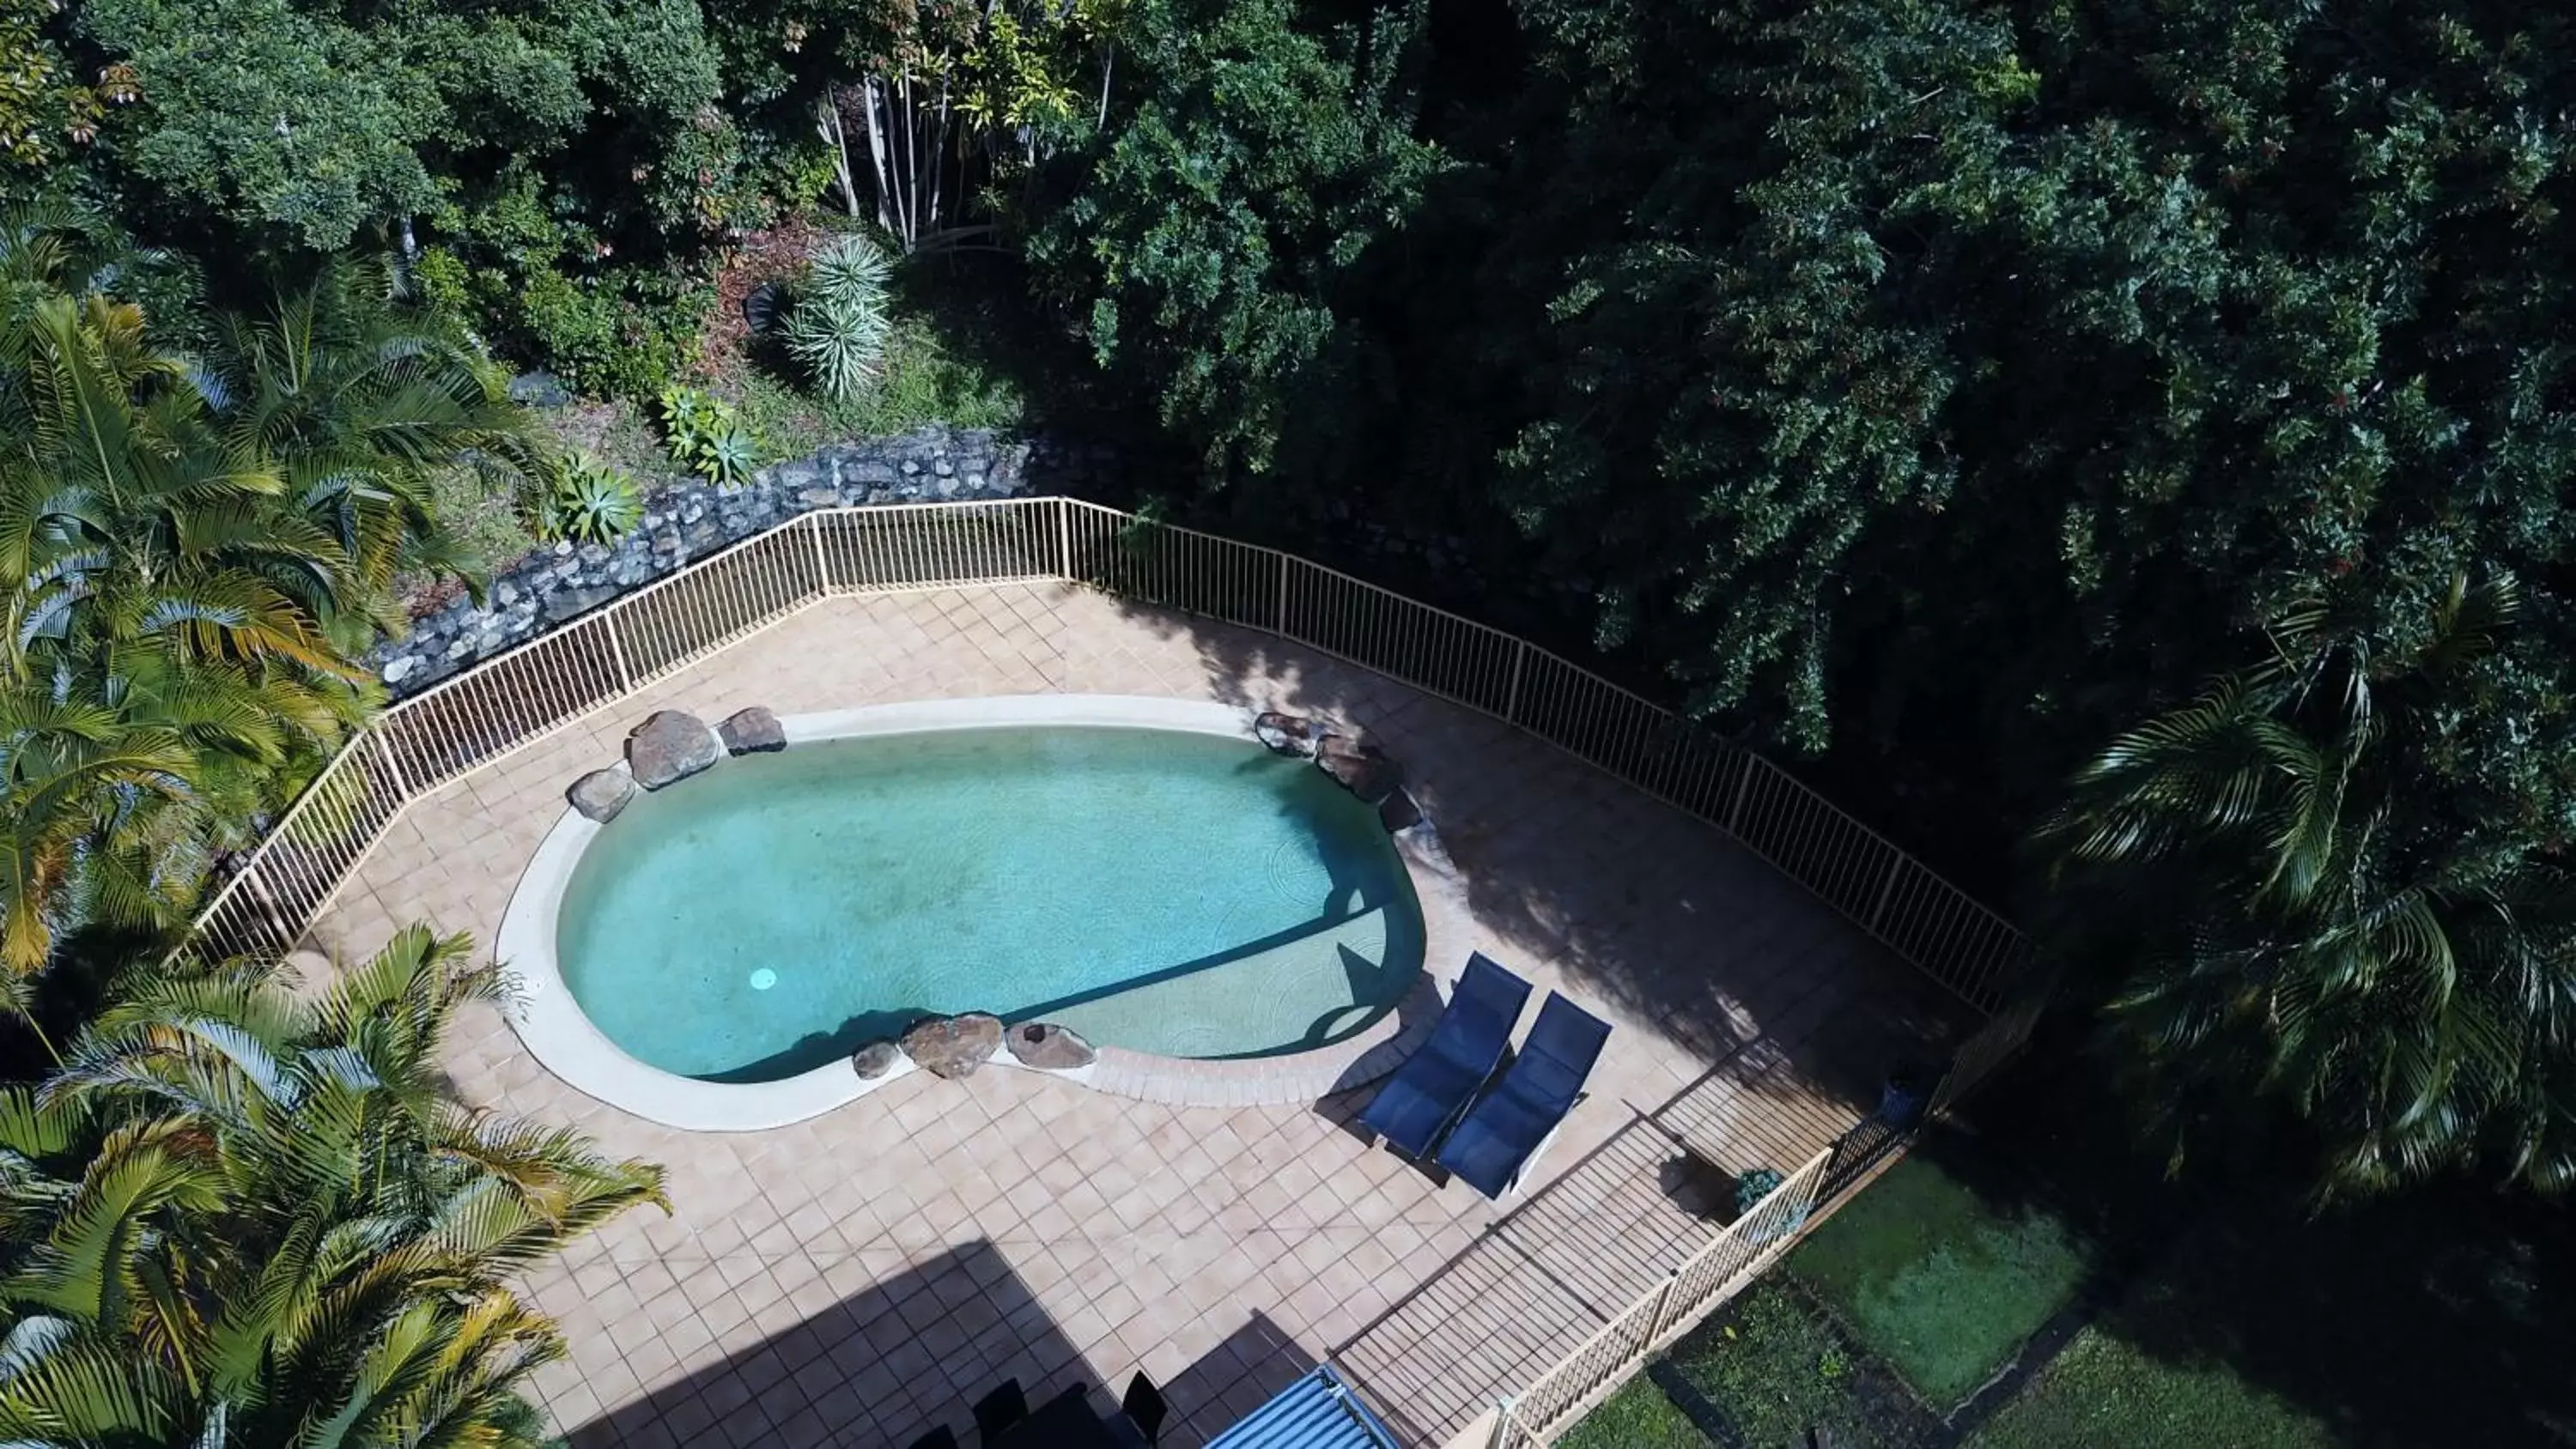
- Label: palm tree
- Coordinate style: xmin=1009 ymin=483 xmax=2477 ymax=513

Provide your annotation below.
xmin=0 ymin=255 xmax=543 ymax=975
xmin=0 ymin=926 xmax=666 ymax=1446
xmin=2044 ymin=572 xmax=2576 ymax=1196
xmin=0 ymin=690 xmax=203 ymax=977
xmin=194 ymin=259 xmax=540 ymax=652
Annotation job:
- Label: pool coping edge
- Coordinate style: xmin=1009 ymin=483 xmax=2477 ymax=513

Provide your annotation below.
xmin=493 ymin=693 xmax=1468 ymax=1131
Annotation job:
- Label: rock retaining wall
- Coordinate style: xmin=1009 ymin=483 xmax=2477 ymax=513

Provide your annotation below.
xmin=372 ymin=427 xmax=1116 ymax=698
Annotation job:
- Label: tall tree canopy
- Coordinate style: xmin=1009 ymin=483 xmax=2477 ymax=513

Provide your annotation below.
xmin=1476 ymin=0 xmax=2576 ymax=776
xmin=1027 ymin=0 xmax=1443 ymax=476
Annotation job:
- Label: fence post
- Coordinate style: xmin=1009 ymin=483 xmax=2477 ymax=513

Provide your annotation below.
xmin=601 ymin=612 xmax=636 ymax=691
xmin=1486 ymin=1399 xmax=1518 ymax=1449
xmin=241 ymin=870 xmax=295 ymax=954
xmin=1866 ymin=855 xmax=1904 ymax=933
xmin=369 ymin=729 xmax=410 ymax=804
xmin=1502 ymin=640 xmax=1530 ymax=724
xmin=1643 ymin=1268 xmax=1680 ymax=1349
xmin=1056 ymin=498 xmax=1075 ymax=582
xmin=1274 ymin=551 xmax=1291 ymax=636
xmin=1725 ymin=754 xmax=1756 ymax=834
xmin=810 ymin=511 xmax=833 ymax=594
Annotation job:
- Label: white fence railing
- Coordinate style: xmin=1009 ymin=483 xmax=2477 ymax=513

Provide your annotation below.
xmin=189 ymin=497 xmax=2033 ymax=1021
xmin=185 ymin=495 xmax=2053 ymax=1446
xmin=1498 ymin=1148 xmax=1835 ymax=1443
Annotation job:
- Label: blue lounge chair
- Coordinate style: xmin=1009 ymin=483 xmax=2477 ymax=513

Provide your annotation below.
xmin=1436 ymin=992 xmax=1613 ymax=1199
xmin=1358 ymin=953 xmax=1532 ymax=1157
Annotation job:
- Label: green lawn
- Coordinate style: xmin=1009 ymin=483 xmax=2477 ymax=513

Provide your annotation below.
xmin=1554 ymin=1375 xmax=1715 ymax=1449
xmin=1966 ymin=1326 xmax=2333 ymax=1449
xmin=1789 ymin=1147 xmax=2093 ymax=1407
xmin=1668 ymin=1283 xmax=1893 ymax=1447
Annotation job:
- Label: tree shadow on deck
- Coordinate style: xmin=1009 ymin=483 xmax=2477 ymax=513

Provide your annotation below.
xmin=1081 ymin=595 xmax=1977 ymax=1121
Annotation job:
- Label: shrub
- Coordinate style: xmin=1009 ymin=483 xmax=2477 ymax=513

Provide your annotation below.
xmin=532 ymin=452 xmax=643 ymax=543
xmin=654 ymin=385 xmax=761 ymax=486
xmin=784 ymin=233 xmax=895 ymax=402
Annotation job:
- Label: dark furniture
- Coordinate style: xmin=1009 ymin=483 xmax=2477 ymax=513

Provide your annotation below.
xmin=1121 ymin=1372 xmax=1168 ymax=1446
xmin=972 ymin=1379 xmax=1030 ymax=1440
xmin=1435 ymin=991 xmax=1613 ymax=1198
xmin=1357 ymin=953 xmax=1532 ymax=1157
xmin=984 ymin=1384 xmax=1133 ymax=1449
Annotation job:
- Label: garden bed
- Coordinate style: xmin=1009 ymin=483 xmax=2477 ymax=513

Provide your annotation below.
xmin=1554 ymin=1376 xmax=1716 ymax=1449
xmin=1662 ymin=1281 xmax=1939 ymax=1448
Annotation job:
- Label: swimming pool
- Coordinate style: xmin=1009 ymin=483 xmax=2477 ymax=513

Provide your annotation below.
xmin=544 ymin=710 xmax=1426 ymax=1089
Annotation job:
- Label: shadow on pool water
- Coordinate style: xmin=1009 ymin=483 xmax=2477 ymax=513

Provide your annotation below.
xmin=696 ymin=905 xmax=1422 ymax=1083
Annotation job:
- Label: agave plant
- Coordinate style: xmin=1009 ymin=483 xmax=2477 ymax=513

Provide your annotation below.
xmin=697 ymin=422 xmax=761 ymax=487
xmin=784 ymin=234 xmax=895 ymax=403
xmin=0 ymin=926 xmax=666 ymax=1445
xmin=533 ymin=452 xmax=643 ymax=543
xmin=652 ymin=385 xmax=762 ymax=486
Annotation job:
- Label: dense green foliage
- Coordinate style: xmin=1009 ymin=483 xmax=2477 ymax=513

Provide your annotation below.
xmin=1024 ymin=0 xmax=2576 ymax=1193
xmin=0 ymin=926 xmax=665 ymax=1446
xmin=0 ymin=235 xmax=533 ymax=973
xmin=2048 ymin=573 xmax=2576 ymax=1193
xmin=1026 ymin=0 xmax=1441 ymax=476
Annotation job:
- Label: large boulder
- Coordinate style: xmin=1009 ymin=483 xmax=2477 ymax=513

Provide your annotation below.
xmin=1316 ymin=734 xmax=1403 ymax=803
xmin=900 ymin=1013 xmax=1004 ymax=1080
xmin=850 ymin=1040 xmax=902 ymax=1080
xmin=718 ymin=706 xmax=787 ymax=755
xmin=627 ymin=711 xmax=720 ymax=789
xmin=1254 ymin=711 xmax=1322 ymax=758
xmin=568 ymin=768 xmax=635 ymax=823
xmin=1006 ymin=1022 xmax=1097 ymax=1070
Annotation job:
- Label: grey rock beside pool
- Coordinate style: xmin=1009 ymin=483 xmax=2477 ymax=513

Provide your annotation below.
xmin=850 ymin=1040 xmax=902 ymax=1079
xmin=719 ymin=706 xmax=787 ymax=755
xmin=1008 ymin=1022 xmax=1097 ymax=1070
xmin=902 ymin=1014 xmax=1005 ymax=1079
xmin=627 ymin=710 xmax=721 ymax=789
xmin=568 ymin=769 xmax=635 ymax=822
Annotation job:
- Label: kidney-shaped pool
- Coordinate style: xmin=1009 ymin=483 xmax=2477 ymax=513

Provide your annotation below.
xmin=547 ymin=713 xmax=1425 ymax=1088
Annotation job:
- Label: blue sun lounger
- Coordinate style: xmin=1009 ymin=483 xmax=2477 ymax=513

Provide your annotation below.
xmin=1357 ymin=953 xmax=1532 ymax=1158
xmin=1436 ymin=992 xmax=1613 ymax=1199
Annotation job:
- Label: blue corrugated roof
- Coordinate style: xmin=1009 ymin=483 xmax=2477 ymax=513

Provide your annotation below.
xmin=1205 ymin=1365 xmax=1404 ymax=1449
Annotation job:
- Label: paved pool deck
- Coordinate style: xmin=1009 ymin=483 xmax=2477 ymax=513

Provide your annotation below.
xmin=307 ymin=583 xmax=1965 ymax=1448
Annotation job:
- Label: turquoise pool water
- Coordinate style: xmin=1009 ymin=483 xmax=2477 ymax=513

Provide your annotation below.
xmin=555 ymin=725 xmax=1425 ymax=1081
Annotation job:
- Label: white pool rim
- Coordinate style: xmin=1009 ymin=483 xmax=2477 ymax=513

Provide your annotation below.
xmin=495 ymin=694 xmax=1466 ymax=1131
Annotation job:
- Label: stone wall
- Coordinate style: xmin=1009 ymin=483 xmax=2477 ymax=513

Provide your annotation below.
xmin=374 ymin=427 xmax=1115 ymax=697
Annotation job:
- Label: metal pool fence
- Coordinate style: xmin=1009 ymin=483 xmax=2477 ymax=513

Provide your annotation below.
xmin=193 ymin=498 xmax=2034 ymax=1022
xmin=185 ymin=498 xmax=2050 ymax=1445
